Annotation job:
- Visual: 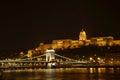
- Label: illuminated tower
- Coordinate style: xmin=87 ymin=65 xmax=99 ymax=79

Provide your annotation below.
xmin=79 ymin=29 xmax=87 ymax=40
xmin=46 ymin=49 xmax=55 ymax=61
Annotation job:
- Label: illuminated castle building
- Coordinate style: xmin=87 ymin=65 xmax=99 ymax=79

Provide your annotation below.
xmin=34 ymin=29 xmax=120 ymax=53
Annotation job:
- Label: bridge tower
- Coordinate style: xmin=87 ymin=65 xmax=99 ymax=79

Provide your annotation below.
xmin=45 ymin=49 xmax=55 ymax=61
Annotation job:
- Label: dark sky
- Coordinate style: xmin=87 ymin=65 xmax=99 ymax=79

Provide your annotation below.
xmin=0 ymin=1 xmax=120 ymax=53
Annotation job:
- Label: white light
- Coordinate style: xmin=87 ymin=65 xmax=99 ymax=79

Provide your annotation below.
xmin=46 ymin=49 xmax=55 ymax=53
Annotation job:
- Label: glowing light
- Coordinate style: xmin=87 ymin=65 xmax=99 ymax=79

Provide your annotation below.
xmin=89 ymin=57 xmax=93 ymax=61
xmin=97 ymin=57 xmax=101 ymax=60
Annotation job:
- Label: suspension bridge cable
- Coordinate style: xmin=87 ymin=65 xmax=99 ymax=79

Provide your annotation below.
xmin=20 ymin=54 xmax=46 ymax=61
xmin=54 ymin=53 xmax=78 ymax=62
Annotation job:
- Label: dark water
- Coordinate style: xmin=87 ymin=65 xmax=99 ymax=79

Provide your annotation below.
xmin=1 ymin=68 xmax=120 ymax=80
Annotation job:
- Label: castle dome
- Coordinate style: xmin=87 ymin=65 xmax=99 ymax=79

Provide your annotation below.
xmin=79 ymin=29 xmax=87 ymax=40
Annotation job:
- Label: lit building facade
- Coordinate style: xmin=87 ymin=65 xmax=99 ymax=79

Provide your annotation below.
xmin=35 ymin=29 xmax=120 ymax=53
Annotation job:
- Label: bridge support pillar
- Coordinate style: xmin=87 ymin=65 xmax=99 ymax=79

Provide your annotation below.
xmin=46 ymin=49 xmax=55 ymax=62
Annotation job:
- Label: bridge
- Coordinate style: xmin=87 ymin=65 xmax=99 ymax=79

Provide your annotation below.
xmin=0 ymin=49 xmax=89 ymax=70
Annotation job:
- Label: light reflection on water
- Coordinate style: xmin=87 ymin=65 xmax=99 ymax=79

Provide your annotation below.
xmin=1 ymin=68 xmax=120 ymax=80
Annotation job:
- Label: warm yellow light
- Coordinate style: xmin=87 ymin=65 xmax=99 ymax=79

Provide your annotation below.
xmin=97 ymin=57 xmax=101 ymax=60
xmin=93 ymin=60 xmax=95 ymax=62
xmin=89 ymin=57 xmax=93 ymax=61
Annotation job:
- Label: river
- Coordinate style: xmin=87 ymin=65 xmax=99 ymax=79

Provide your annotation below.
xmin=1 ymin=68 xmax=120 ymax=80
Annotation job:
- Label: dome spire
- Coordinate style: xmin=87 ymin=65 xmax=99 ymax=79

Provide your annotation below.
xmin=79 ymin=28 xmax=87 ymax=40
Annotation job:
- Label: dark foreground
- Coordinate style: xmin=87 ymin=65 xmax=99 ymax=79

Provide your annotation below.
xmin=1 ymin=68 xmax=120 ymax=80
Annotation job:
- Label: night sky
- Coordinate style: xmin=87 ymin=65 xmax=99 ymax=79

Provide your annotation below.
xmin=0 ymin=1 xmax=120 ymax=53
